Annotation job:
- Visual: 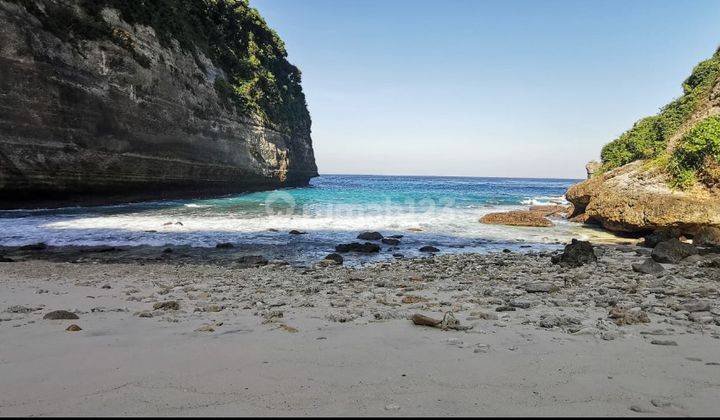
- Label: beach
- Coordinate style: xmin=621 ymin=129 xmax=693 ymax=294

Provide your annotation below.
xmin=1 ymin=244 xmax=719 ymax=416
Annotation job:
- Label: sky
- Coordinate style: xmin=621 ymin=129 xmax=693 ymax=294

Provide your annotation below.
xmin=253 ymin=0 xmax=720 ymax=179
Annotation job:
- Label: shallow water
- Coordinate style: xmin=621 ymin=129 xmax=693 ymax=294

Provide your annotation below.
xmin=0 ymin=175 xmax=620 ymax=261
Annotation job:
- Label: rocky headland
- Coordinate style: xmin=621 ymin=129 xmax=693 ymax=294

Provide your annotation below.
xmin=566 ymin=47 xmax=720 ymax=240
xmin=0 ymin=0 xmax=317 ymax=208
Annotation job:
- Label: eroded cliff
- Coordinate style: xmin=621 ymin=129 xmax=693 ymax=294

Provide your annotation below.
xmin=0 ymin=0 xmax=317 ymax=208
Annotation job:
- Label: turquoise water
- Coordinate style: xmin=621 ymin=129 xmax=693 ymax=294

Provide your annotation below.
xmin=0 ymin=175 xmax=616 ymax=262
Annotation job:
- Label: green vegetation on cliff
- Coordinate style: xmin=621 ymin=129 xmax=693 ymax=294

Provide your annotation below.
xmin=599 ymin=48 xmax=720 ymax=188
xmin=13 ymin=0 xmax=310 ymax=133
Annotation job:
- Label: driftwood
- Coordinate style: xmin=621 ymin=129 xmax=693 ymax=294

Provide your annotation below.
xmin=412 ymin=312 xmax=472 ymax=331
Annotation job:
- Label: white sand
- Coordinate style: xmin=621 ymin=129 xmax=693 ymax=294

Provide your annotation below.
xmin=1 ymin=257 xmax=719 ymax=416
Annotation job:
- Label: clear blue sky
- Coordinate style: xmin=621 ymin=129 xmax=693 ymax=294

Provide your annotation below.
xmin=253 ymin=0 xmax=720 ymax=179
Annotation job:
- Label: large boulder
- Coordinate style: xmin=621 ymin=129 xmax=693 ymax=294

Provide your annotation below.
xmin=551 ymin=239 xmax=597 ymax=267
xmin=480 ymin=210 xmax=554 ymax=228
xmin=566 ymin=161 xmax=720 ymax=233
xmin=651 ymin=239 xmax=698 ymax=264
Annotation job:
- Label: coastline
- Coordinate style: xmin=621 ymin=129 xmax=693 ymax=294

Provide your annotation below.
xmin=1 ymin=244 xmax=719 ymax=416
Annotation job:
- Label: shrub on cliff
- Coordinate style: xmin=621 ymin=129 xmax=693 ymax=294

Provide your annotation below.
xmin=12 ymin=0 xmax=310 ymax=133
xmin=670 ymin=115 xmax=720 ymax=188
xmin=599 ymin=47 xmax=720 ymax=187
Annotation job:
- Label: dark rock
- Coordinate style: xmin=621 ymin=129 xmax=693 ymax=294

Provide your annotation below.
xmin=43 ymin=310 xmax=79 ymax=320
xmin=324 ymin=253 xmax=344 ymax=264
xmin=335 ymin=242 xmax=381 ymax=253
xmin=289 ymin=230 xmax=307 ymax=235
xmin=153 ymin=301 xmax=180 ymax=311
xmin=66 ymin=324 xmax=82 ymax=332
xmin=419 ymin=246 xmax=440 ymax=253
xmin=381 ymin=238 xmax=401 ymax=246
xmin=20 ymin=242 xmax=47 ymax=251
xmin=651 ymin=239 xmax=698 ymax=264
xmin=357 ymin=232 xmax=383 ymax=241
xmin=389 ymin=235 xmax=404 ymax=239
xmin=0 ymin=255 xmax=14 ymax=262
xmin=80 ymin=245 xmax=118 ymax=253
xmin=162 ymin=248 xmax=174 ymax=254
xmin=650 ymin=340 xmax=678 ymax=346
xmin=643 ymin=229 xmax=682 ymax=248
xmin=392 ymin=253 xmax=405 ymax=258
xmin=552 ymin=239 xmax=597 ymax=267
xmin=238 ymin=255 xmax=269 ymax=267
xmin=216 ymin=242 xmax=235 ymax=249
xmin=632 ymin=259 xmax=665 ymax=275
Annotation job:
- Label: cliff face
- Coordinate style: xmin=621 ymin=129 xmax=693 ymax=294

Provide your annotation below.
xmin=0 ymin=0 xmax=317 ymax=208
xmin=567 ymin=47 xmax=720 ymax=234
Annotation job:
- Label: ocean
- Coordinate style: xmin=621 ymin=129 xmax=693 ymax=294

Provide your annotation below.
xmin=0 ymin=175 xmax=617 ymax=263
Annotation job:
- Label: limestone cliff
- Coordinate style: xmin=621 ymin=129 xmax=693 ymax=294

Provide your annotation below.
xmin=567 ymin=47 xmax=720 ymax=234
xmin=0 ymin=0 xmax=317 ymax=208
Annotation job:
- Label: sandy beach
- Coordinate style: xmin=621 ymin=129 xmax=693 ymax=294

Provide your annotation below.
xmin=1 ymin=244 xmax=719 ymax=416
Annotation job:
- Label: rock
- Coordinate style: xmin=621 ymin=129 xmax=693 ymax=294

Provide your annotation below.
xmin=551 ymin=239 xmax=597 ymax=267
xmin=419 ymin=246 xmax=440 ymax=253
xmin=643 ymin=228 xmax=682 ymax=248
xmin=324 ymin=253 xmax=344 ymax=264
xmin=289 ymin=230 xmax=307 ymax=235
xmin=528 ymin=205 xmax=571 ymax=218
xmin=66 ymin=324 xmax=82 ymax=332
xmin=195 ymin=325 xmax=215 ymax=333
xmin=632 ymin=259 xmax=665 ymax=275
xmin=153 ymin=301 xmax=180 ymax=311
xmin=357 ymin=232 xmax=383 ymax=241
xmin=0 ymin=2 xmax=317 ymax=207
xmin=651 ymin=239 xmax=698 ymax=264
xmin=524 ymin=282 xmax=557 ymax=293
xmin=651 ymin=339 xmax=678 ymax=346
xmin=384 ymin=404 xmax=401 ymax=411
xmin=335 ymin=243 xmax=380 ymax=253
xmin=43 ymin=310 xmax=79 ymax=320
xmin=237 ymin=255 xmax=269 ymax=267
xmin=479 ymin=210 xmax=554 ymax=227
xmin=101 ymin=284 xmax=112 ymax=289
xmin=381 ymin=238 xmax=401 ymax=246
xmin=5 ymin=305 xmax=35 ymax=314
xmin=0 ymin=255 xmax=14 ymax=262
xmin=19 ymin=242 xmax=47 ymax=251
xmin=509 ymin=299 xmax=534 ymax=309
xmin=215 ymin=242 xmax=235 ymax=249
xmin=692 ymin=226 xmax=720 ymax=246
xmin=401 ymin=295 xmax=426 ymax=304
xmin=586 ymin=160 xmax=601 ymax=179
xmin=566 ymin=161 xmax=720 ymax=233
xmin=609 ymin=307 xmax=650 ymax=325
xmin=682 ymin=300 xmax=712 ymax=312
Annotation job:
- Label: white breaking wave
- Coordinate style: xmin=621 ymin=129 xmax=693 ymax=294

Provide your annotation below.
xmin=0 ymin=203 xmax=617 ymax=248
